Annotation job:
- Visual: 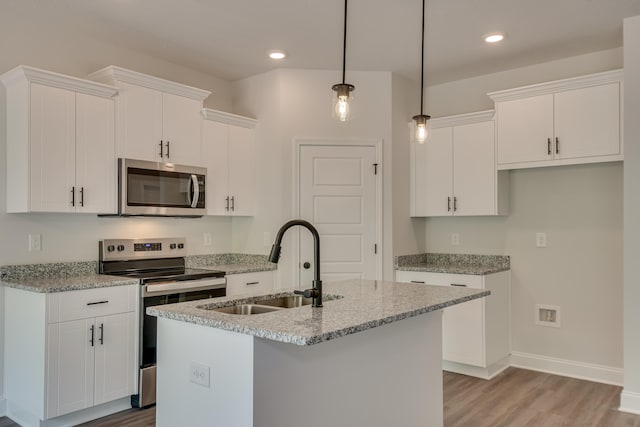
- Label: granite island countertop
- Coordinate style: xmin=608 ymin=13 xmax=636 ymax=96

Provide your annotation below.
xmin=147 ymin=279 xmax=489 ymax=346
xmin=395 ymin=253 xmax=510 ymax=275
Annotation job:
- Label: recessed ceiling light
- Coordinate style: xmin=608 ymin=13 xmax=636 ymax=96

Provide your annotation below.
xmin=483 ymin=32 xmax=505 ymax=44
xmin=267 ymin=50 xmax=287 ymax=60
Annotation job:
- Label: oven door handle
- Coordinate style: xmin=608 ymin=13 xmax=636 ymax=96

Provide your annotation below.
xmin=142 ymin=277 xmax=226 ymax=297
xmin=189 ymin=174 xmax=200 ymax=209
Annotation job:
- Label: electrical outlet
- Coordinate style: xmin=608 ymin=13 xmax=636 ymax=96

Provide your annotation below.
xmin=451 ymin=233 xmax=459 ymax=246
xmin=29 ymin=234 xmax=42 ymax=252
xmin=190 ymin=362 xmax=210 ymax=387
xmin=203 ymin=232 xmax=212 ymax=246
xmin=536 ymin=232 xmax=547 ymax=248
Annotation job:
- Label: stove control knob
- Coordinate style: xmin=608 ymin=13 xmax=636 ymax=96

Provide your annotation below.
xmin=117 ymin=244 xmax=125 ymax=252
xmin=178 ymin=243 xmax=185 ymax=249
xmin=170 ymin=243 xmax=177 ymax=249
xmin=107 ymin=245 xmax=115 ymax=252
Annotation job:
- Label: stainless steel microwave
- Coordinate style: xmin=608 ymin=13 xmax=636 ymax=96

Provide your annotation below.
xmin=118 ymin=158 xmax=206 ymax=217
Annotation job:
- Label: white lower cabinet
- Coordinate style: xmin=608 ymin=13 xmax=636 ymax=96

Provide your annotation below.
xmin=4 ymin=285 xmax=137 ymax=423
xmin=226 ymin=271 xmax=275 ymax=296
xmin=395 ymin=270 xmax=510 ymax=379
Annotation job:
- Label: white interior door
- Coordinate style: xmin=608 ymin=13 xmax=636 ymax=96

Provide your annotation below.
xmin=299 ymin=143 xmax=379 ymax=285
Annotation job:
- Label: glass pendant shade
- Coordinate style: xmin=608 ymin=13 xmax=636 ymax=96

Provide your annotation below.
xmin=332 ymin=83 xmax=355 ymax=122
xmin=413 ymin=114 xmax=431 ymax=143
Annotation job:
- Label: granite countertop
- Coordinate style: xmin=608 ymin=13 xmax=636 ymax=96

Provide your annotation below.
xmin=186 ymin=253 xmax=276 ymax=275
xmin=1 ymin=274 xmax=139 ymax=293
xmin=395 ymin=253 xmax=510 ymax=275
xmin=147 ymin=279 xmax=489 ymax=346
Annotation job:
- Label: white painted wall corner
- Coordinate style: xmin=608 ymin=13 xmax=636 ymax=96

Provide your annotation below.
xmin=0 ymin=397 xmax=6 ymax=416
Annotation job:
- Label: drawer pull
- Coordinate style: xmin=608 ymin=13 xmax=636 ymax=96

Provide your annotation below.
xmin=410 ymin=281 xmax=425 ymax=284
xmin=86 ymin=300 xmax=109 ymax=306
xmin=246 ymin=281 xmax=260 ymax=286
xmin=99 ymin=323 xmax=104 ymax=345
xmin=90 ymin=325 xmax=95 ymax=347
xmin=450 ymin=283 xmax=467 ymax=287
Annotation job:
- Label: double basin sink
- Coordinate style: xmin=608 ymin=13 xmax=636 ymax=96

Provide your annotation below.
xmin=202 ymin=294 xmax=339 ymax=315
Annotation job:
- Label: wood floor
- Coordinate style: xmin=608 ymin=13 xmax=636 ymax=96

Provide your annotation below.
xmin=2 ymin=368 xmax=640 ymax=426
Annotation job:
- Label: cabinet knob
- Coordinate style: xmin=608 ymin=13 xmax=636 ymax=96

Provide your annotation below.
xmin=303 ymin=262 xmax=311 ymax=269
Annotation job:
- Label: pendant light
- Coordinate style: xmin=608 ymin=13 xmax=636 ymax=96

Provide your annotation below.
xmin=332 ymin=0 xmax=355 ymax=122
xmin=412 ymin=0 xmax=430 ymax=143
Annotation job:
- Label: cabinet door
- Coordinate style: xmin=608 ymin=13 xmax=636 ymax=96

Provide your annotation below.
xmin=116 ymin=82 xmax=162 ymax=162
xmin=94 ymin=312 xmax=136 ymax=405
xmin=202 ymin=120 xmax=230 ymax=215
xmin=47 ymin=319 xmax=95 ymax=418
xmin=421 ymin=127 xmax=453 ymax=216
xmin=496 ymin=94 xmax=553 ymax=165
xmin=162 ymin=93 xmax=203 ymax=166
xmin=228 ymin=125 xmax=255 ymax=216
xmin=554 ymin=83 xmax=620 ymax=160
xmin=75 ymin=93 xmax=116 ymax=214
xmin=453 ymin=121 xmax=496 ymax=216
xmin=226 ymin=271 xmax=275 ymax=296
xmin=30 ymin=83 xmax=76 ymax=212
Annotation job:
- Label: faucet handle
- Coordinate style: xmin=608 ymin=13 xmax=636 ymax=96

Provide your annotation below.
xmin=294 ymin=288 xmax=318 ymax=299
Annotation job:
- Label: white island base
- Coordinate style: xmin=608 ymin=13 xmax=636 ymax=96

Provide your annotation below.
xmin=156 ymin=311 xmax=444 ymax=427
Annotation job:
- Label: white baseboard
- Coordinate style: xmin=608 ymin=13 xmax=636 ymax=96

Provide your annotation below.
xmin=443 ymin=356 xmax=510 ymax=380
xmin=6 ymin=397 xmax=131 ymax=427
xmin=510 ymin=351 xmax=623 ymax=386
xmin=620 ymin=390 xmax=640 ymax=414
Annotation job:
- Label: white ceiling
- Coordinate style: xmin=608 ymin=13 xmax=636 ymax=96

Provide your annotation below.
xmin=4 ymin=0 xmax=640 ymax=84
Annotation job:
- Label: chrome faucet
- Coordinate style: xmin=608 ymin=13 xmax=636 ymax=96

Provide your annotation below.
xmin=268 ymin=219 xmax=323 ymax=307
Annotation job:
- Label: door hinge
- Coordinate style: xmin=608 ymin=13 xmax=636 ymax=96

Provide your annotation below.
xmin=373 ymin=163 xmax=379 ymax=175
xmin=374 ymin=243 xmax=378 ymax=254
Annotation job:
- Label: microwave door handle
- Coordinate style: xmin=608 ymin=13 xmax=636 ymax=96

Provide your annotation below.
xmin=190 ymin=174 xmax=200 ymax=208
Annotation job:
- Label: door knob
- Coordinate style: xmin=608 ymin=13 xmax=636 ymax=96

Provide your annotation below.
xmin=303 ymin=262 xmax=311 ymax=269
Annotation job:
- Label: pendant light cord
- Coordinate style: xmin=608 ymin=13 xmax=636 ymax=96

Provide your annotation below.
xmin=419 ymin=0 xmax=425 ymax=115
xmin=342 ymin=0 xmax=348 ymax=84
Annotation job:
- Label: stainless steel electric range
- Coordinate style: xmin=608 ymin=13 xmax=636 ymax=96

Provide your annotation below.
xmin=99 ymin=237 xmax=226 ymax=408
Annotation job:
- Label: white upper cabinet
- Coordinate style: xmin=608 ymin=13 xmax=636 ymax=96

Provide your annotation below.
xmin=411 ymin=111 xmax=508 ymax=217
xmin=490 ymin=70 xmax=623 ymax=170
xmin=0 ymin=66 xmax=117 ymax=214
xmin=88 ymin=66 xmax=210 ymax=166
xmin=202 ymin=109 xmax=257 ymax=216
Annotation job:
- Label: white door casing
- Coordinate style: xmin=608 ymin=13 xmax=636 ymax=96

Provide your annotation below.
xmin=295 ymin=139 xmax=382 ymax=287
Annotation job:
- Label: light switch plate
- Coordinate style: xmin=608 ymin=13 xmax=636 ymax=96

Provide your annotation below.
xmin=203 ymin=232 xmax=212 ymax=246
xmin=29 ymin=234 xmax=42 ymax=252
xmin=451 ymin=233 xmax=460 ymax=246
xmin=190 ymin=362 xmax=210 ymax=387
xmin=536 ymin=232 xmax=547 ymax=248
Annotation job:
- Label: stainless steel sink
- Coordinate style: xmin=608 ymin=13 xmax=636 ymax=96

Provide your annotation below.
xmin=256 ymin=295 xmax=313 ymax=308
xmin=210 ymin=304 xmax=282 ymax=315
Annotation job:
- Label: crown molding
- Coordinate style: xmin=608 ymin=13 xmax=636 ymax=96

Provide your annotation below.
xmin=429 ymin=110 xmax=495 ymax=129
xmin=88 ymin=66 xmax=211 ymax=101
xmin=0 ymin=65 xmax=118 ymax=98
xmin=488 ymin=69 xmax=623 ymax=103
xmin=202 ymin=108 xmax=257 ymax=128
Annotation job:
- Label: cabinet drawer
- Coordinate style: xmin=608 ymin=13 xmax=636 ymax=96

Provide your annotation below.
xmin=396 ymin=271 xmax=484 ymax=289
xmin=48 ymin=285 xmax=136 ymax=323
xmin=226 ymin=271 xmax=275 ymax=296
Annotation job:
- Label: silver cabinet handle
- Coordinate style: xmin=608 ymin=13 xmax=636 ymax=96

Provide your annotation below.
xmin=230 ymin=196 xmax=235 ymax=211
xmin=225 ymin=196 xmax=230 ymax=211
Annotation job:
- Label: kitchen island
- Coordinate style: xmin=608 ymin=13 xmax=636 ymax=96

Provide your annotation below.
xmin=148 ymin=279 xmax=488 ymax=427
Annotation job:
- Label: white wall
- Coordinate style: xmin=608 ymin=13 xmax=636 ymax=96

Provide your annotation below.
xmin=231 ymin=69 xmax=398 ymax=285
xmin=622 ymin=15 xmax=640 ymax=413
xmin=422 ymin=49 xmax=624 ymax=374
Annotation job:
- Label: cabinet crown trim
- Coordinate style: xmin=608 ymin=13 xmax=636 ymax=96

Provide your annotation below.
xmin=488 ymin=69 xmax=623 ymax=102
xmin=88 ymin=66 xmax=211 ymax=101
xmin=429 ymin=110 xmax=495 ymax=129
xmin=202 ymin=108 xmax=257 ymax=128
xmin=0 ymin=65 xmax=118 ymax=98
